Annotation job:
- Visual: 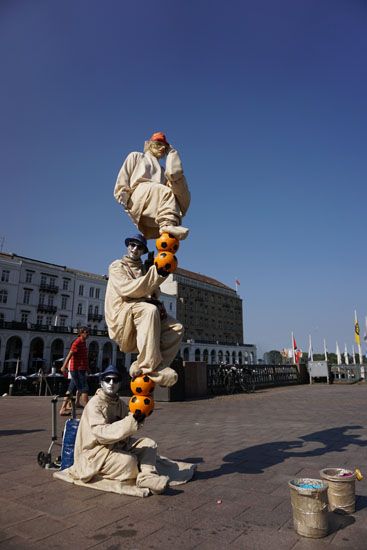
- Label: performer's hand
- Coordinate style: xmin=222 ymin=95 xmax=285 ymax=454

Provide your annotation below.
xmin=156 ymin=266 xmax=169 ymax=278
xmin=144 ymin=251 xmax=154 ymax=271
xmin=133 ymin=410 xmax=146 ymax=424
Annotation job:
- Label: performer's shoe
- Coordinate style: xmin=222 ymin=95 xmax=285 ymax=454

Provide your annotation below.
xmin=159 ymin=225 xmax=189 ymax=240
xmin=136 ymin=472 xmax=169 ymax=495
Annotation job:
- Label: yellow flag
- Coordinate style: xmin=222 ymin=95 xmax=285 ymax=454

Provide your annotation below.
xmin=355 ymin=321 xmax=361 ymax=345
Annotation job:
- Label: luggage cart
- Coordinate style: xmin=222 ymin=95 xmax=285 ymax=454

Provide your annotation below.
xmin=37 ymin=395 xmax=77 ymax=470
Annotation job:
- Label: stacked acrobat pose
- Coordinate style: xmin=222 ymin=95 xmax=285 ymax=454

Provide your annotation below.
xmin=105 ymin=132 xmax=190 ymax=411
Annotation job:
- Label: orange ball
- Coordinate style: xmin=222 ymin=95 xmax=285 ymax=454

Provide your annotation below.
xmin=154 ymin=251 xmax=178 ymax=274
xmin=130 ymin=375 xmax=155 ymax=396
xmin=156 ymin=232 xmax=180 ymax=254
xmin=129 ymin=394 xmax=154 ymax=418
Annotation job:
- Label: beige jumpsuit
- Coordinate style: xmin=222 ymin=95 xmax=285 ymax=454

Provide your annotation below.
xmin=114 ymin=148 xmax=190 ymax=239
xmin=104 ymin=255 xmax=182 ymax=386
xmin=69 ymin=389 xmax=168 ymax=493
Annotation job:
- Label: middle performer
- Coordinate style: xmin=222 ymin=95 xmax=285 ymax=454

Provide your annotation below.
xmin=105 ymin=233 xmax=182 ymax=387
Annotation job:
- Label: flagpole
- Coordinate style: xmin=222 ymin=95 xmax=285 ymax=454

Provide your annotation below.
xmin=355 ymin=310 xmax=363 ymax=368
xmin=308 ymin=334 xmax=313 ymax=362
xmin=291 ymin=332 xmax=295 ymax=365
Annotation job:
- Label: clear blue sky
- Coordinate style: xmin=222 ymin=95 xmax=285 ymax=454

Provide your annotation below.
xmin=1 ymin=0 xmax=366 ymax=356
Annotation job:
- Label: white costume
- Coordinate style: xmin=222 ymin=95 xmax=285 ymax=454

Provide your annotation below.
xmin=114 ymin=147 xmax=190 ymax=239
xmin=54 ymin=389 xmax=196 ymax=496
xmin=105 ymin=255 xmax=182 ymax=386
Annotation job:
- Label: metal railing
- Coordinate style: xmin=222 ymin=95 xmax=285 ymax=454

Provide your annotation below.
xmin=207 ymin=363 xmax=300 ymax=395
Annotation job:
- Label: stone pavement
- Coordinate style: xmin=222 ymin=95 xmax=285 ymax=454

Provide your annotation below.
xmin=1 ymin=383 xmax=367 ymax=549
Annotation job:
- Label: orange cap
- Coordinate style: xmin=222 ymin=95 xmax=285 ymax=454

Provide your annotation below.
xmin=150 ymin=132 xmax=168 ymax=145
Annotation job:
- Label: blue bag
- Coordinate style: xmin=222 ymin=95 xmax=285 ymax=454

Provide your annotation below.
xmin=60 ymin=418 xmax=79 ymax=470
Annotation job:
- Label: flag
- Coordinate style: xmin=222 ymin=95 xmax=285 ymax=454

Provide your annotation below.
xmin=292 ymin=334 xmax=302 ymax=365
xmin=344 ymin=344 xmax=349 ymax=365
xmin=336 ymin=342 xmax=342 ymax=365
xmin=235 ymin=279 xmax=240 ymax=286
xmin=308 ymin=334 xmax=313 ymax=362
xmin=355 ymin=320 xmax=361 ymax=345
xmin=323 ymin=339 xmax=328 ymax=361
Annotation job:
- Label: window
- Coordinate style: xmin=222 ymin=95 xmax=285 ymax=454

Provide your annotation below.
xmin=26 ymin=270 xmax=33 ymax=283
xmin=0 ymin=289 xmax=8 ymax=304
xmin=61 ymin=295 xmax=68 ymax=309
xmin=23 ymin=288 xmax=32 ymax=304
xmin=94 ymin=305 xmax=99 ymax=315
xmin=39 ymin=293 xmax=45 ymax=305
xmin=49 ymin=276 xmax=56 ymax=288
xmin=48 ymin=295 xmax=54 ymax=306
xmin=36 ymin=315 xmax=43 ymax=325
xmin=89 ymin=287 xmax=94 ymax=298
xmin=46 ymin=316 xmax=52 ymax=325
xmin=95 ymin=288 xmax=100 ymax=299
xmin=88 ymin=304 xmax=93 ymax=314
xmin=0 ymin=312 xmax=5 ymax=322
xmin=1 ymin=270 xmax=10 ymax=282
xmin=79 ymin=284 xmax=84 ymax=296
xmin=21 ymin=311 xmax=30 ymax=323
xmin=59 ymin=316 xmax=67 ymax=327
xmin=77 ymin=303 xmax=83 ymax=315
xmin=41 ymin=274 xmax=47 ymax=286
xmin=62 ymin=279 xmax=69 ymax=290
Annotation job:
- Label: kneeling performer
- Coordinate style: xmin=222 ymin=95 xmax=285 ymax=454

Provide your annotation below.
xmin=68 ymin=365 xmax=170 ymax=495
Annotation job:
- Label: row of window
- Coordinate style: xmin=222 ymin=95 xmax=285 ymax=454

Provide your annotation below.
xmin=78 ymin=285 xmax=101 ymax=298
xmin=1 ymin=270 xmax=103 ymax=298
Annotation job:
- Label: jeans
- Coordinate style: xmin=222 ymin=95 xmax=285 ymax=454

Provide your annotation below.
xmin=70 ymin=370 xmax=88 ymax=393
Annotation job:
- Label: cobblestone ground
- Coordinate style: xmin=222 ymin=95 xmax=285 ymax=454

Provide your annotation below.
xmin=0 ymin=383 xmax=367 ymax=549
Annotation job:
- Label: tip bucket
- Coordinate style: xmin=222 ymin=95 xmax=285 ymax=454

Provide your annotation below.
xmin=289 ymin=478 xmax=329 ymax=538
xmin=320 ymin=468 xmax=356 ymax=514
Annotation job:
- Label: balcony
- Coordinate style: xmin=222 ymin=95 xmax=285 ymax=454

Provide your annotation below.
xmin=88 ymin=313 xmax=103 ymax=322
xmin=39 ymin=284 xmax=59 ymax=294
xmin=0 ymin=321 xmax=108 ymax=337
xmin=37 ymin=304 xmax=57 ymax=314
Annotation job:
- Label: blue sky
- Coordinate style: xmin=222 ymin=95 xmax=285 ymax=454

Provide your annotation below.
xmin=1 ymin=0 xmax=366 ymax=356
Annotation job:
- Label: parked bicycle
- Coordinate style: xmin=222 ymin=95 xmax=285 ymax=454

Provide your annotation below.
xmin=223 ymin=365 xmax=256 ymax=395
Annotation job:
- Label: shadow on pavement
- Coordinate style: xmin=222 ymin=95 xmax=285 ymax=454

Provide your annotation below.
xmin=197 ymin=425 xmax=367 ymax=479
xmin=0 ymin=429 xmax=45 ymax=436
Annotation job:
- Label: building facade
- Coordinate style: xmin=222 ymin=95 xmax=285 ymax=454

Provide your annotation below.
xmin=161 ymin=268 xmax=256 ymax=364
xmin=0 ymin=252 xmax=256 ymax=374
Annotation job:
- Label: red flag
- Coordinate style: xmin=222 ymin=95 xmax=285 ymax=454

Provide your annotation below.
xmin=235 ymin=279 xmax=240 ymax=285
xmin=293 ymin=337 xmax=297 ymax=350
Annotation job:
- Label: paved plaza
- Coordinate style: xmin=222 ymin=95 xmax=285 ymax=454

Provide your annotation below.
xmin=0 ymin=383 xmax=367 ymax=549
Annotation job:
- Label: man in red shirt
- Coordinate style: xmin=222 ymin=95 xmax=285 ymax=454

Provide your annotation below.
xmin=61 ymin=326 xmax=90 ymax=408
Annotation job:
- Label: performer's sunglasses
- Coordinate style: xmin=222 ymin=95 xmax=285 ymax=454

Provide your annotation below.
xmin=104 ymin=377 xmax=120 ymax=384
xmin=128 ymin=242 xmax=144 ymax=250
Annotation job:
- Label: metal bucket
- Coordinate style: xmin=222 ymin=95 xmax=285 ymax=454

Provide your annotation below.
xmin=320 ymin=468 xmax=356 ymax=514
xmin=289 ymin=478 xmax=329 ymax=538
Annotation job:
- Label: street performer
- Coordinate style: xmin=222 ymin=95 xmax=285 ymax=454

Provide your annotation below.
xmin=104 ymin=233 xmax=182 ymax=386
xmin=54 ymin=364 xmax=195 ymax=496
xmin=114 ymin=132 xmax=190 ymax=240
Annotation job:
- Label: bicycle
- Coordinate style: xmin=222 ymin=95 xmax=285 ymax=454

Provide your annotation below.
xmin=223 ymin=365 xmax=255 ymax=394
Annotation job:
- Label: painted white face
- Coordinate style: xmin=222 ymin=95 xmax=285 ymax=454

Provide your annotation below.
xmin=127 ymin=242 xmax=145 ymax=261
xmin=148 ymin=141 xmax=167 ymax=159
xmin=101 ymin=376 xmax=121 ymax=396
